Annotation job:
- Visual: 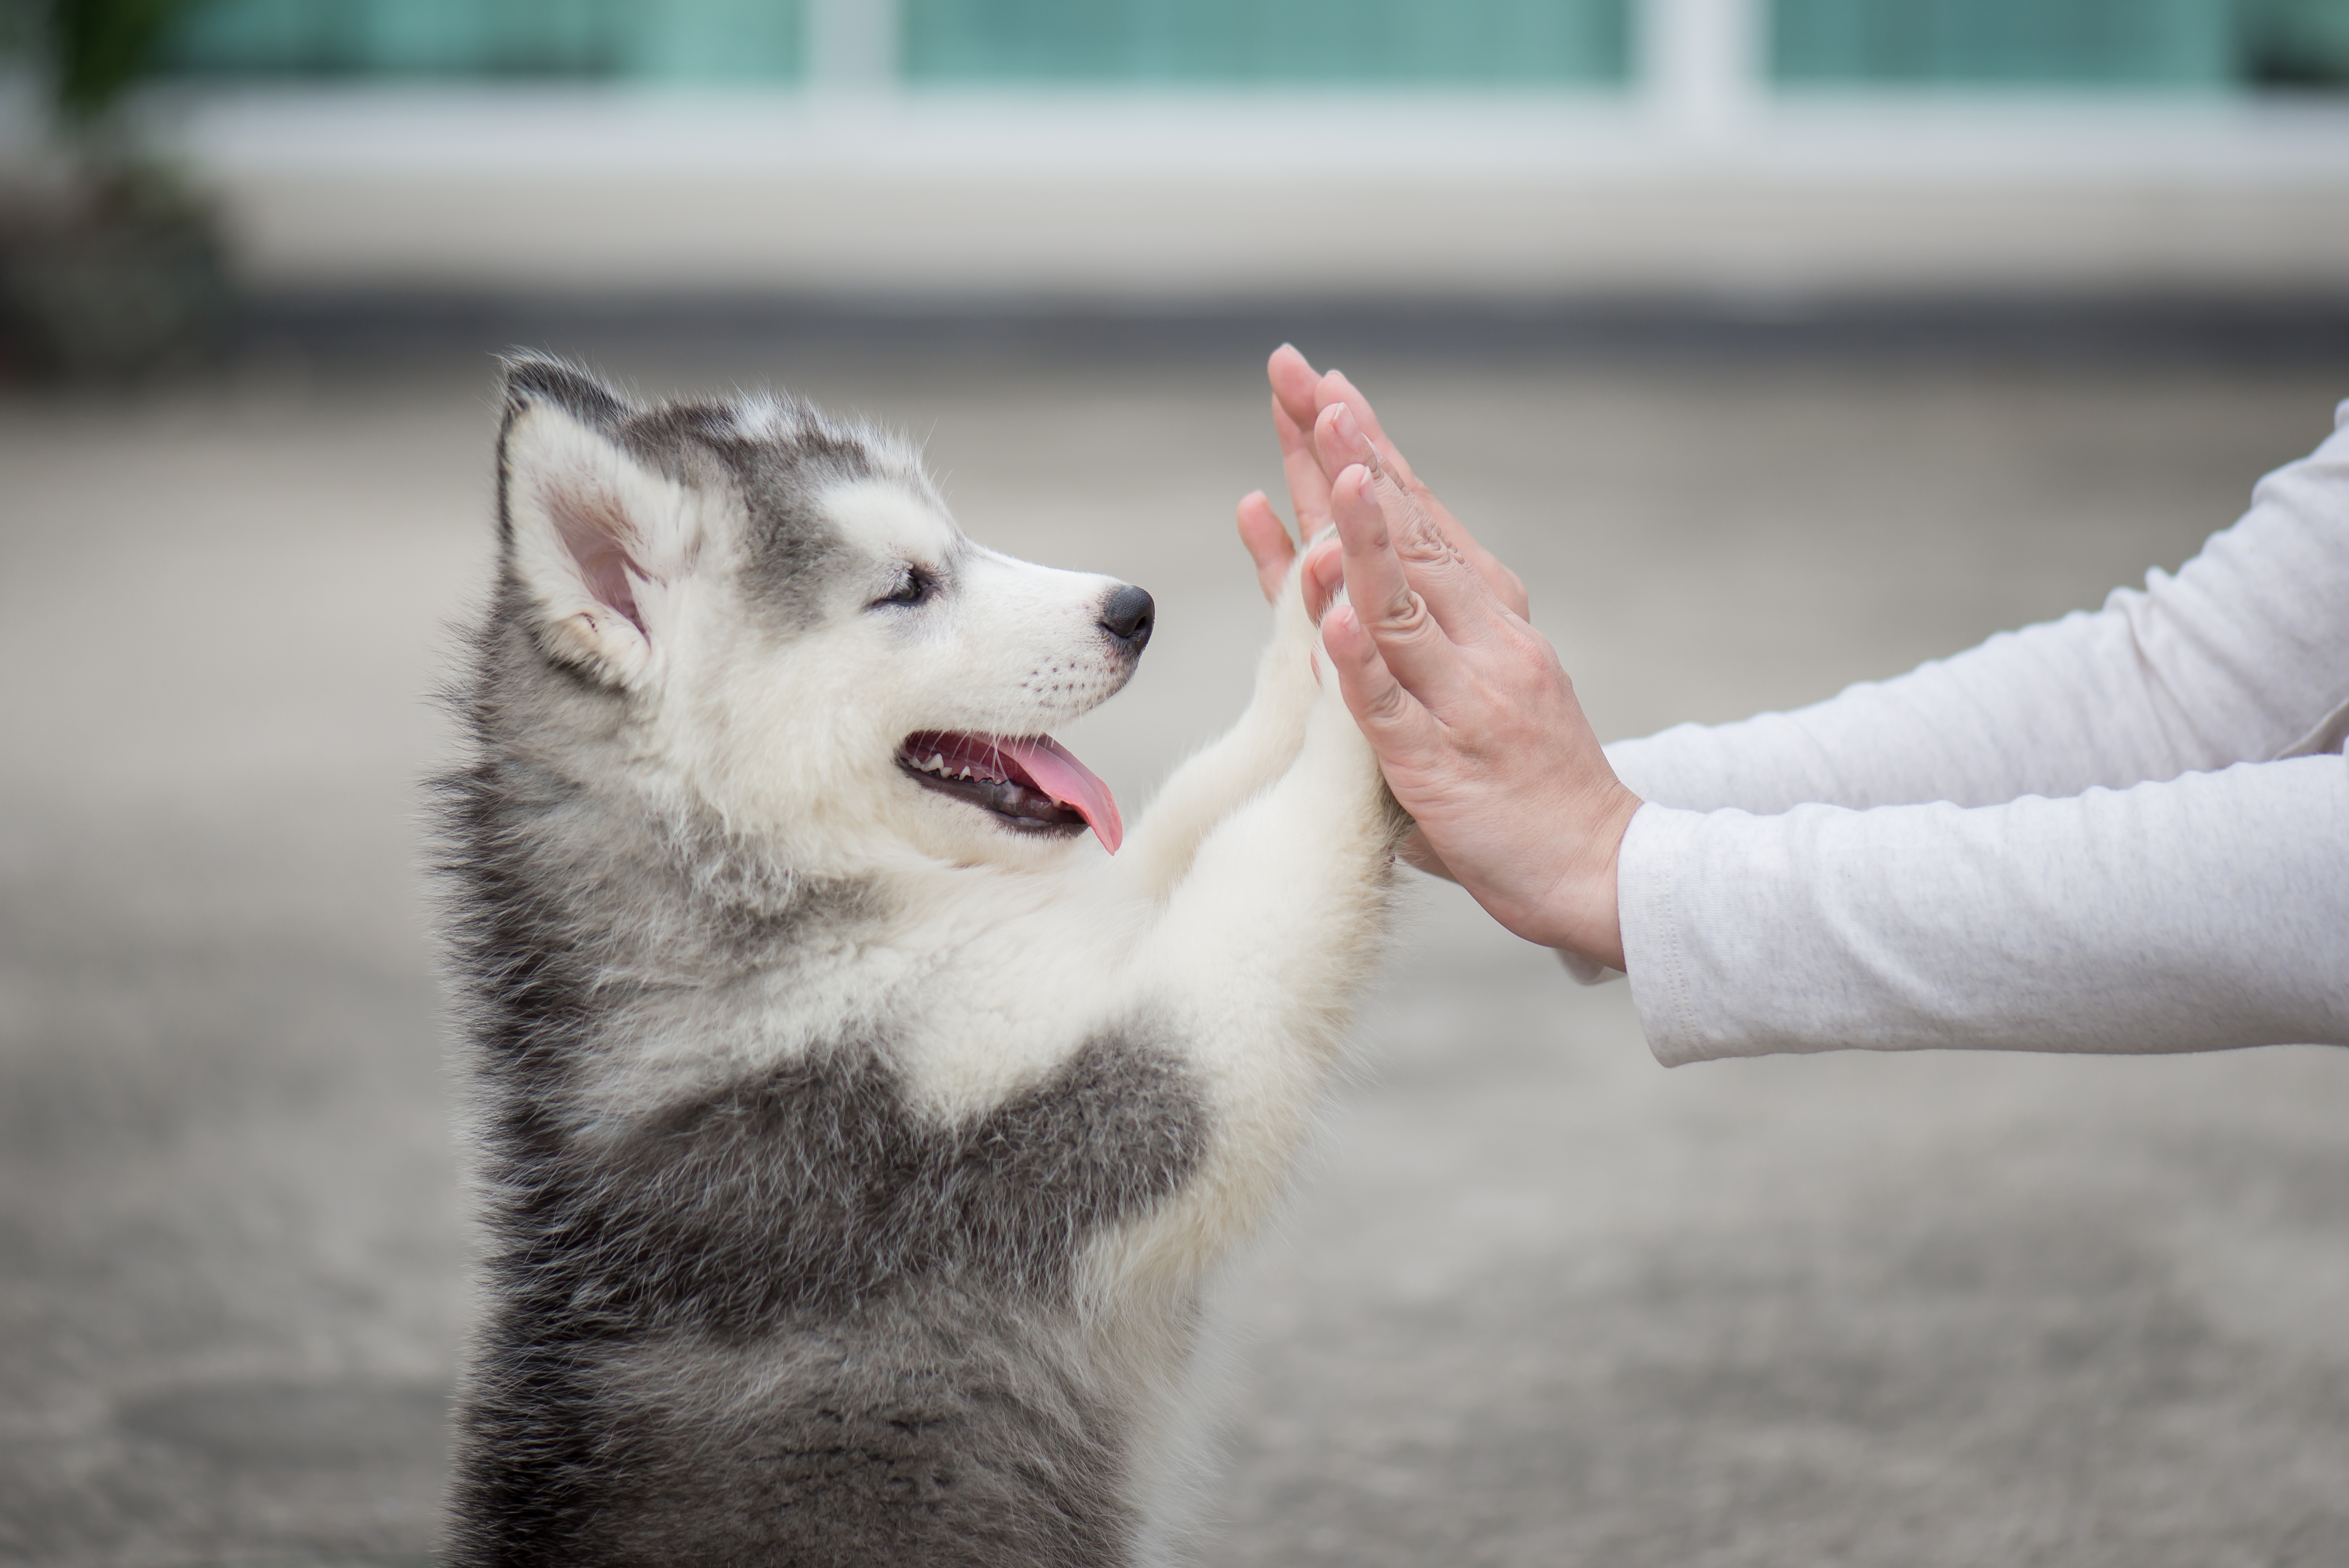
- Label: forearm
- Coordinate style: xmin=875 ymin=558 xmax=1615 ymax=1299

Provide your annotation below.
xmin=1611 ymin=403 xmax=2349 ymax=814
xmin=1620 ymin=755 xmax=2349 ymax=1064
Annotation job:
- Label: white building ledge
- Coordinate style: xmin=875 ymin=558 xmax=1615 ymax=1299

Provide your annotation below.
xmin=62 ymin=83 xmax=2349 ymax=300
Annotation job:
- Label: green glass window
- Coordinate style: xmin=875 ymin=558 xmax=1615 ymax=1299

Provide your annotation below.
xmin=167 ymin=0 xmax=805 ymax=81
xmin=898 ymin=0 xmax=1632 ymax=85
xmin=1772 ymin=0 xmax=2236 ymax=87
xmin=152 ymin=0 xmax=2349 ymax=90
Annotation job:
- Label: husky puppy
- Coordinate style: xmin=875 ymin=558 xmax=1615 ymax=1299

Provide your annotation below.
xmin=436 ymin=356 xmax=1405 ymax=1567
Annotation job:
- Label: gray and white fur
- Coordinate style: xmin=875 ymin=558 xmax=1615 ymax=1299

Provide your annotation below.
xmin=435 ymin=356 xmax=1407 ymax=1566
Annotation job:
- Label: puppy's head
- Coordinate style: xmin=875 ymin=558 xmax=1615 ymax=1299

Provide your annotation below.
xmin=486 ymin=355 xmax=1149 ymax=870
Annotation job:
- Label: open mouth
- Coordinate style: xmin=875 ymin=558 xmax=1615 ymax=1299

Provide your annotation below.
xmin=897 ymin=730 xmax=1124 ymax=853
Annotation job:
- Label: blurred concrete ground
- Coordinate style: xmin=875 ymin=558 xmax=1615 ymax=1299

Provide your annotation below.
xmin=2 ymin=327 xmax=2346 ymax=1567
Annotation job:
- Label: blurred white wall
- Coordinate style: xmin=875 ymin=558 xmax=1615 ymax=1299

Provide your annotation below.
xmin=29 ymin=0 xmax=2349 ymax=302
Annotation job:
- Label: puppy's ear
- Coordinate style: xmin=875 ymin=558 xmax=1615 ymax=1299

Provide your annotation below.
xmin=497 ymin=358 xmax=703 ymax=687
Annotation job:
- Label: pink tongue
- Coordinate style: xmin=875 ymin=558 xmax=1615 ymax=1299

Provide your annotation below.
xmin=998 ymin=734 xmax=1123 ymax=854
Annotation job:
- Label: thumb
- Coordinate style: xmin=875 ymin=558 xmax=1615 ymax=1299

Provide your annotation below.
xmin=1235 ymin=490 xmax=1295 ymax=605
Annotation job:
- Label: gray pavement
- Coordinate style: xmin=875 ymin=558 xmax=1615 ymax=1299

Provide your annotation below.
xmin=2 ymin=339 xmax=2346 ymax=1567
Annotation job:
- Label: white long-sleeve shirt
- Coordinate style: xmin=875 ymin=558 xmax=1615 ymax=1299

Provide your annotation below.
xmin=1589 ymin=399 xmax=2349 ymax=1067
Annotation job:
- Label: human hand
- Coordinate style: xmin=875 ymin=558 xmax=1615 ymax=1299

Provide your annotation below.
xmin=1235 ymin=347 xmax=1540 ymax=881
xmin=1235 ymin=344 xmax=1526 ymax=620
xmin=1306 ymin=434 xmax=1640 ymax=971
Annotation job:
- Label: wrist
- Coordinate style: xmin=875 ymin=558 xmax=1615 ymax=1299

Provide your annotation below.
xmin=1534 ymin=785 xmax=1639 ymax=971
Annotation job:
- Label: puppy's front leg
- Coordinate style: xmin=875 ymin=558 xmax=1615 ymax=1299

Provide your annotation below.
xmin=1112 ymin=668 xmax=1410 ymax=1282
xmin=1119 ymin=545 xmax=1327 ymax=897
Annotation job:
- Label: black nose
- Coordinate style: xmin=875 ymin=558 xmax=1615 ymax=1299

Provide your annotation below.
xmin=1099 ymin=584 xmax=1154 ymax=654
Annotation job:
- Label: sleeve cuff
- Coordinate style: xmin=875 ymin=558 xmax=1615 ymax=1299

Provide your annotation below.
xmin=1614 ymin=802 xmax=1718 ymax=1067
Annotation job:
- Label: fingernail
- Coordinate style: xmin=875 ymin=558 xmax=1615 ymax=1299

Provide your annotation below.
xmin=1331 ymin=403 xmax=1365 ymax=450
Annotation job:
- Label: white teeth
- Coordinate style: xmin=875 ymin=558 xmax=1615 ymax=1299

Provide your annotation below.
xmin=907 ymin=749 xmax=1010 ymax=787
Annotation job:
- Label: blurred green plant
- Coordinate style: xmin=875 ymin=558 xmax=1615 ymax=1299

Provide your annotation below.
xmin=50 ymin=0 xmax=200 ymax=124
xmin=0 ymin=0 xmax=207 ymax=133
xmin=0 ymin=0 xmax=227 ymax=379
xmin=2243 ymin=0 xmax=2349 ymax=85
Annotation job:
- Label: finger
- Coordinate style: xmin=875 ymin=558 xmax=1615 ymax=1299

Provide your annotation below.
xmin=1314 ymin=399 xmax=1530 ymax=622
xmin=1310 ymin=394 xmax=1376 ymax=478
xmin=1321 ymin=414 xmax=1504 ymax=645
xmin=1300 ymin=535 xmax=1342 ymax=623
xmin=1268 ymin=343 xmax=1322 ymax=436
xmin=1457 ymin=534 xmax=1530 ymax=622
xmin=1314 ymin=369 xmax=1418 ymax=487
xmin=1329 ymin=463 xmax=1470 ymax=702
xmin=1321 ymin=601 xmax=1450 ymax=769
xmin=1272 ymin=395 xmax=1333 ymax=538
xmin=1235 ymin=490 xmax=1295 ymax=605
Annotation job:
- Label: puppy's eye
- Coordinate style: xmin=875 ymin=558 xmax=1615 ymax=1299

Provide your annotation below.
xmin=872 ymin=565 xmax=937 ymax=609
